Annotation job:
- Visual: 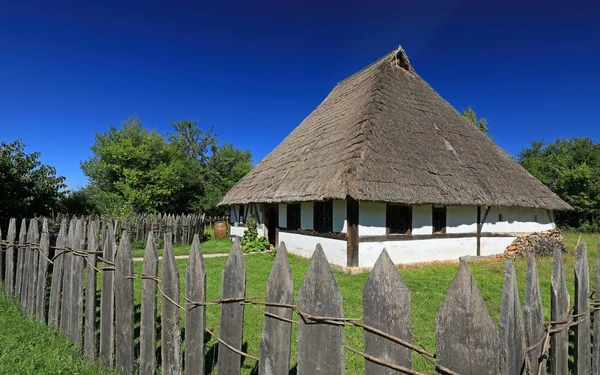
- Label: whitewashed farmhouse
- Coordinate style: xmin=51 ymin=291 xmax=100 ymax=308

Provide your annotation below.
xmin=220 ymin=47 xmax=571 ymax=270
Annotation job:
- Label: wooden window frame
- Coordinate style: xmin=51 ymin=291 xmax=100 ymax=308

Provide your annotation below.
xmin=386 ymin=204 xmax=412 ymax=235
xmin=432 ymin=206 xmax=447 ymax=234
xmin=313 ymin=200 xmax=333 ymax=233
xmin=287 ymin=203 xmax=301 ymax=231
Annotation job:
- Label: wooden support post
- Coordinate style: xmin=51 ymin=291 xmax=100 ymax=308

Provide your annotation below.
xmin=477 ymin=206 xmax=491 ymax=256
xmin=346 ymin=198 xmax=359 ymax=268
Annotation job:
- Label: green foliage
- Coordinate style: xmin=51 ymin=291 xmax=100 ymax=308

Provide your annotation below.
xmin=241 ymin=217 xmax=269 ymax=252
xmin=0 ymin=140 xmax=66 ymax=223
xmin=519 ymin=137 xmax=600 ymax=232
xmin=58 ymin=187 xmax=98 ymax=216
xmin=81 ymin=117 xmax=252 ymax=217
xmin=462 ymin=106 xmax=489 ymax=133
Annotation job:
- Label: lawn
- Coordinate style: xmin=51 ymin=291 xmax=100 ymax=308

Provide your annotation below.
xmin=0 ymin=286 xmax=114 ymax=375
xmin=130 ymin=227 xmax=232 ymax=258
xmin=125 ymin=230 xmax=599 ymax=374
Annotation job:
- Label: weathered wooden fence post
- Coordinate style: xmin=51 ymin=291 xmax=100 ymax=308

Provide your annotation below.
xmin=69 ymin=219 xmax=85 ymax=347
xmin=574 ymin=242 xmax=590 ymax=375
xmin=27 ymin=218 xmax=40 ymax=316
xmin=48 ymin=219 xmax=67 ymax=328
xmin=185 ymin=234 xmax=206 ymax=374
xmin=0 ymin=228 xmax=4 ymax=283
xmin=100 ymin=224 xmax=116 ymax=367
xmin=436 ymin=261 xmax=499 ymax=375
xmin=297 ymin=244 xmax=344 ymax=375
xmin=14 ymin=219 xmax=26 ymax=299
xmin=594 ymin=240 xmax=600 ymax=375
xmin=60 ymin=218 xmax=75 ymax=335
xmin=35 ymin=218 xmax=50 ymax=322
xmin=259 ymin=242 xmax=293 ymax=375
xmin=139 ymin=231 xmax=158 ymax=375
xmin=218 ymin=238 xmax=246 ymax=375
xmin=550 ymin=248 xmax=569 ymax=375
xmin=499 ymin=260 xmax=526 ymax=375
xmin=84 ymin=218 xmax=99 ymax=360
xmin=161 ymin=231 xmax=182 ymax=375
xmin=363 ymin=249 xmax=412 ymax=374
xmin=4 ymin=219 xmax=16 ymax=296
xmin=115 ymin=231 xmax=135 ymax=374
xmin=524 ymin=253 xmax=545 ymax=374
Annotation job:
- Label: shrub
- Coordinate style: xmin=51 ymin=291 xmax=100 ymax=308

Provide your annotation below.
xmin=242 ymin=217 xmax=269 ymax=252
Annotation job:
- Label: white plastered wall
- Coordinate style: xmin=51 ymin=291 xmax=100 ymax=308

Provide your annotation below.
xmin=482 ymin=207 xmax=554 ymax=233
xmin=333 ymin=200 xmax=347 ymax=233
xmin=301 ymin=202 xmax=313 ymax=230
xmin=278 ymin=203 xmax=287 ymax=228
xmin=359 ymin=202 xmax=386 ymax=236
xmin=279 ymin=232 xmax=347 ymax=266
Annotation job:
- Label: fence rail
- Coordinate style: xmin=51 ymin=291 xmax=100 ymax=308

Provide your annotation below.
xmin=0 ymin=216 xmax=599 ymax=374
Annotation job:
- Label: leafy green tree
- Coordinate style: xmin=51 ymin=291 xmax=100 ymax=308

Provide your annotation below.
xmin=519 ymin=137 xmax=600 ymax=232
xmin=462 ymin=106 xmax=489 ymax=133
xmin=0 ymin=140 xmax=66 ymax=222
xmin=59 ymin=187 xmax=98 ymax=216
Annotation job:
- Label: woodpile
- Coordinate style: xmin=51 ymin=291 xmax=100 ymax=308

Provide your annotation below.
xmin=505 ymin=229 xmax=567 ymax=257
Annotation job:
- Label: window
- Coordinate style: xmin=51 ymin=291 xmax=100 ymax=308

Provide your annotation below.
xmin=314 ymin=201 xmax=333 ymax=233
xmin=387 ymin=204 xmax=412 ymax=234
xmin=239 ymin=205 xmax=245 ymax=222
xmin=287 ymin=204 xmax=301 ymax=230
xmin=432 ymin=206 xmax=446 ymax=234
xmin=499 ymin=214 xmax=504 ymax=222
xmin=534 ymin=214 xmax=538 ymax=222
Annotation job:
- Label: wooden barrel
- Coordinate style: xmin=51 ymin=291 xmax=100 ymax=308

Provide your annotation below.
xmin=214 ymin=221 xmax=228 ymax=240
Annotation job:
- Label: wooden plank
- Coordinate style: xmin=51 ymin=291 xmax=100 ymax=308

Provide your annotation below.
xmin=139 ymin=231 xmax=159 ymax=375
xmin=161 ymin=231 xmax=182 ymax=375
xmin=69 ymin=219 xmax=85 ymax=347
xmin=48 ymin=219 xmax=67 ymax=328
xmin=185 ymin=234 xmax=206 ymax=374
xmin=346 ymin=198 xmax=359 ymax=267
xmin=217 ymin=238 xmax=246 ymax=375
xmin=594 ymin=240 xmax=600 ymax=375
xmin=259 ymin=242 xmax=293 ymax=375
xmin=436 ymin=261 xmax=498 ymax=375
xmin=499 ymin=260 xmax=526 ymax=375
xmin=60 ymin=218 xmax=76 ymax=335
xmin=574 ymin=242 xmax=591 ymax=375
xmin=0 ymin=227 xmax=4 ymax=283
xmin=363 ymin=249 xmax=412 ymax=374
xmin=100 ymin=224 xmax=116 ymax=367
xmin=14 ymin=219 xmax=26 ymax=298
xmin=524 ymin=254 xmax=545 ymax=374
xmin=4 ymin=219 xmax=16 ymax=296
xmin=28 ymin=219 xmax=40 ymax=316
xmin=35 ymin=219 xmax=50 ymax=323
xmin=84 ymin=218 xmax=99 ymax=360
xmin=115 ymin=231 xmax=135 ymax=374
xmin=550 ymin=248 xmax=569 ymax=375
xmin=297 ymin=244 xmax=344 ymax=375
xmin=20 ymin=219 xmax=30 ymax=308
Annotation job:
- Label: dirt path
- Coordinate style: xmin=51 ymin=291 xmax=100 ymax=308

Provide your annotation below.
xmin=132 ymin=250 xmax=272 ymax=262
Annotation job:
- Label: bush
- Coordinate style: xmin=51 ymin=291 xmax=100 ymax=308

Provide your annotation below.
xmin=242 ymin=217 xmax=269 ymax=252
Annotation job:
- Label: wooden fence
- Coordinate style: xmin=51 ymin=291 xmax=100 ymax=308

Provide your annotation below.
xmin=1 ymin=216 xmax=600 ymax=374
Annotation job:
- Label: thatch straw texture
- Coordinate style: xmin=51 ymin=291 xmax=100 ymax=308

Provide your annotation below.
xmin=221 ymin=48 xmax=571 ymax=211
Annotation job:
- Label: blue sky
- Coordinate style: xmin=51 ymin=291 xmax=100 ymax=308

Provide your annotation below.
xmin=1 ymin=0 xmax=599 ymax=189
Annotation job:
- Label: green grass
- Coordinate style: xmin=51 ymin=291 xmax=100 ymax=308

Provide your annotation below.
xmin=130 ymin=226 xmax=233 ymax=258
xmin=0 ymin=286 xmax=114 ymax=375
xmin=126 ymin=230 xmax=599 ymax=374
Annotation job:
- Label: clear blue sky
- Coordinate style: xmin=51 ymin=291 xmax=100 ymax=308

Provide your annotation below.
xmin=1 ymin=0 xmax=599 ymax=189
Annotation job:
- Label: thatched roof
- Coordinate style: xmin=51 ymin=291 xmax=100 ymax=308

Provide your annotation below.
xmin=221 ymin=48 xmax=571 ymax=211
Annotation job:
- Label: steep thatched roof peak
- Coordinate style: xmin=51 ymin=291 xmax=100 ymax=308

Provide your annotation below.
xmin=220 ymin=48 xmax=571 ymax=211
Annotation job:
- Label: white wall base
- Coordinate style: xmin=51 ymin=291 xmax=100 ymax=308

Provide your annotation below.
xmin=278 ymin=232 xmax=347 ymax=266
xmin=230 ymin=225 xmax=265 ymax=238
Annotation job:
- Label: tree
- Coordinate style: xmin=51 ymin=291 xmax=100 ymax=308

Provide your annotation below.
xmin=0 ymin=140 xmax=66 ymax=223
xmin=519 ymin=137 xmax=600 ymax=232
xmin=59 ymin=187 xmax=98 ymax=216
xmin=462 ymin=106 xmax=489 ymax=133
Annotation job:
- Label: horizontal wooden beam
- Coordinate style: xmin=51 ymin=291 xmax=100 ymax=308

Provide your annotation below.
xmin=277 ymin=229 xmax=346 ymax=241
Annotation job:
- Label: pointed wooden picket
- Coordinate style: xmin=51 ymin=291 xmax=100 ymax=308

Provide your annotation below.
xmin=69 ymin=219 xmax=85 ymax=347
xmin=60 ymin=218 xmax=76 ymax=335
xmin=84 ymin=218 xmax=99 ymax=360
xmin=139 ymin=231 xmax=159 ymax=375
xmin=436 ymin=261 xmax=499 ymax=375
xmin=100 ymin=224 xmax=116 ymax=367
xmin=161 ymin=231 xmax=182 ymax=375
xmin=499 ymin=260 xmax=526 ymax=375
xmin=362 ymin=249 xmax=412 ymax=375
xmin=27 ymin=218 xmax=40 ymax=316
xmin=550 ymin=248 xmax=569 ymax=375
xmin=35 ymin=218 xmax=50 ymax=322
xmin=185 ymin=234 xmax=206 ymax=374
xmin=574 ymin=242 xmax=590 ymax=375
xmin=115 ymin=231 xmax=135 ymax=374
xmin=0 ymin=228 xmax=3 ymax=283
xmin=48 ymin=219 xmax=67 ymax=328
xmin=19 ymin=219 xmax=29 ymax=306
xmin=297 ymin=244 xmax=344 ymax=375
xmin=259 ymin=242 xmax=294 ymax=375
xmin=5 ymin=219 xmax=16 ymax=296
xmin=524 ymin=254 xmax=545 ymax=374
xmin=594 ymin=240 xmax=600 ymax=375
xmin=218 ymin=237 xmax=246 ymax=375
xmin=14 ymin=219 xmax=26 ymax=299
